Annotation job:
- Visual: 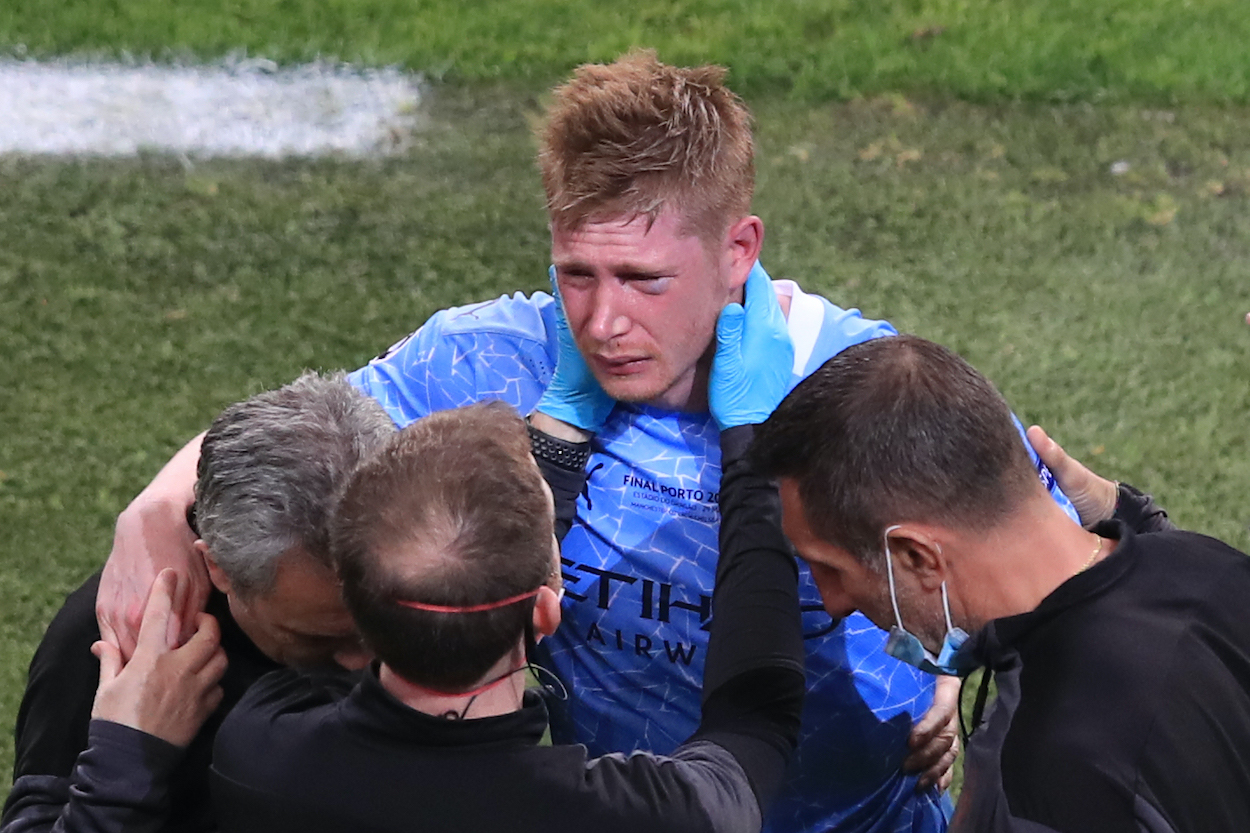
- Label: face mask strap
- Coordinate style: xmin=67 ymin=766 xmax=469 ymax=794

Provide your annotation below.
xmin=883 ymin=524 xmax=906 ymax=630
xmin=939 ymin=580 xmax=955 ymax=633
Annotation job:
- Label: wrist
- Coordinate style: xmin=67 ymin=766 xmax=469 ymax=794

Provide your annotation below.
xmin=528 ymin=410 xmax=593 ymax=443
xmin=527 ymin=418 xmax=593 ymax=472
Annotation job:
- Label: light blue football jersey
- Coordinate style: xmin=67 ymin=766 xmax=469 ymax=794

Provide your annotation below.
xmin=349 ymin=265 xmax=1077 ymax=833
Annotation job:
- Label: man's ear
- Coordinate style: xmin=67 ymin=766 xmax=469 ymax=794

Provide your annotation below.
xmin=532 ymin=585 xmax=562 ymax=642
xmin=722 ymin=215 xmax=764 ymax=293
xmin=197 ymin=541 xmax=233 ymax=596
xmin=884 ymin=526 xmax=948 ymax=592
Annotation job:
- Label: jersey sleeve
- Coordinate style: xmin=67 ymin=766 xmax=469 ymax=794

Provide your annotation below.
xmin=348 ymin=292 xmax=561 ymax=427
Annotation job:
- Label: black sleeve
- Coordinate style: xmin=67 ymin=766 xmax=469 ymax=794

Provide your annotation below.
xmin=2 ymin=572 xmax=189 ymax=833
xmin=528 ymin=429 xmax=592 ymax=543
xmin=687 ymin=424 xmax=805 ymax=815
xmin=2 ymin=722 xmax=183 ymax=833
xmin=1112 ymin=483 xmax=1175 ymax=534
xmin=10 ymin=574 xmax=101 ymax=782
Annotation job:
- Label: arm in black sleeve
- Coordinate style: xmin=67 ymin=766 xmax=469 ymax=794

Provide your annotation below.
xmin=528 ymin=423 xmax=592 ymax=543
xmin=1113 ymin=482 xmax=1175 ymax=534
xmin=687 ymin=424 xmax=805 ymax=814
xmin=2 ymin=721 xmax=183 ymax=833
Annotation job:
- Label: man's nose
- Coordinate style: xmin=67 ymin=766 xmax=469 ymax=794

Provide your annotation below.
xmin=585 ymin=281 xmax=631 ymax=343
xmin=821 ymin=594 xmax=857 ymax=621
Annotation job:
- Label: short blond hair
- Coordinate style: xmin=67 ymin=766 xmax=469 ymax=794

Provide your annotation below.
xmin=538 ymin=50 xmax=754 ymax=243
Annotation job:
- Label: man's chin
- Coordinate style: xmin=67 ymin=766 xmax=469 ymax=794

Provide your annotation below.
xmin=595 ymin=373 xmax=671 ymax=407
xmin=599 ymin=380 xmax=662 ymax=404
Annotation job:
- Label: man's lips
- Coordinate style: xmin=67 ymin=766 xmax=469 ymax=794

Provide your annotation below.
xmin=590 ymin=354 xmax=652 ymax=376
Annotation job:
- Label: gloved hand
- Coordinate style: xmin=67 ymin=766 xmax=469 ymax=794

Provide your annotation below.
xmin=534 ymin=268 xmax=615 ymax=433
xmin=709 ymin=263 xmax=794 ymax=431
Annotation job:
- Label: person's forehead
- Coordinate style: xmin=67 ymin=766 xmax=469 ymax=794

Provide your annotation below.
xmin=778 ymin=481 xmax=858 ymax=566
xmin=777 ymin=479 xmax=814 ymax=537
xmin=551 ymin=208 xmax=702 ymax=256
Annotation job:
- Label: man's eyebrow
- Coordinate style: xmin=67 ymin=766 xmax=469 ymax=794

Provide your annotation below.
xmin=553 ymin=260 xmax=671 ymax=280
xmin=617 ymin=267 xmax=671 ymax=280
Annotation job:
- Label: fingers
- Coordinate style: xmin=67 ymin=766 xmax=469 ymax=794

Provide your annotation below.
xmin=937 ymin=744 xmax=957 ymax=793
xmin=909 ymin=675 xmax=959 ymax=744
xmin=179 ymin=613 xmax=224 ymax=674
xmin=96 ymin=585 xmax=141 ymax=664
xmin=741 ymin=262 xmax=784 ymax=333
xmin=1026 ymin=425 xmax=1117 ymax=527
xmin=547 ymin=265 xmax=567 ymax=312
xmin=196 ymin=646 xmax=229 ymax=692
xmin=167 ymin=568 xmax=188 ymax=648
xmin=907 ymin=720 xmax=959 ymax=790
xmin=904 ymin=676 xmax=959 ymax=784
xmin=715 ymin=303 xmax=746 ymax=352
xmin=135 ymin=569 xmax=179 ymax=655
xmin=920 ymin=734 xmax=960 ymax=793
xmin=1025 ymin=425 xmax=1062 ymax=472
xmin=92 ymin=639 xmax=123 ymax=688
xmin=176 ymin=566 xmax=212 ymax=647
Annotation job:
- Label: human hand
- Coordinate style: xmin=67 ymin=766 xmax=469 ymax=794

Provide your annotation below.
xmin=709 ymin=263 xmax=794 ymax=431
xmin=904 ymin=674 xmax=960 ymax=792
xmin=534 ymin=268 xmax=615 ymax=433
xmin=99 ymin=497 xmax=210 ymax=662
xmin=91 ymin=569 xmax=226 ymax=748
xmin=1026 ymin=426 xmax=1117 ymax=528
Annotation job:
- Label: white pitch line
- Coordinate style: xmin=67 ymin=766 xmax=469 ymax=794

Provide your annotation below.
xmin=0 ymin=59 xmax=423 ymax=158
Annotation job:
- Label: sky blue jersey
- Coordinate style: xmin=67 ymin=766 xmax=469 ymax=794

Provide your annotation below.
xmin=349 ymin=265 xmax=1077 ymax=833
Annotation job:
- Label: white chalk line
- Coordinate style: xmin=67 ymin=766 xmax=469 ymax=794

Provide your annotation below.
xmin=0 ymin=58 xmax=423 ymax=158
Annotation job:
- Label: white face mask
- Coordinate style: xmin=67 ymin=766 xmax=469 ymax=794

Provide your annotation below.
xmin=881 ymin=525 xmax=975 ymax=676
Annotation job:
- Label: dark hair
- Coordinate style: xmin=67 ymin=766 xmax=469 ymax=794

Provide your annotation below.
xmin=751 ymin=335 xmax=1041 ymax=565
xmin=332 ymin=401 xmax=554 ymax=691
xmin=195 ymin=371 xmax=395 ymax=597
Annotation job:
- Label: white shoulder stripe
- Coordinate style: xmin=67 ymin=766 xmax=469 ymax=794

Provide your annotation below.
xmin=773 ymin=279 xmax=824 ymax=376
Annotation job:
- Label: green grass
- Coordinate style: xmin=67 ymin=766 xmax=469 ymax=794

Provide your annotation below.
xmin=3 ymin=87 xmax=1249 ymax=798
xmin=2 ymin=0 xmax=1249 ymax=103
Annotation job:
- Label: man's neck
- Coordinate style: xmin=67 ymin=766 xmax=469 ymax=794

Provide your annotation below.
xmin=952 ymin=498 xmax=1114 ymax=633
xmin=379 ymin=650 xmax=528 ymax=720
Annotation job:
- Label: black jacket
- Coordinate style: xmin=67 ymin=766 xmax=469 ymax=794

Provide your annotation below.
xmin=210 ymin=425 xmax=806 ymax=833
xmin=955 ymin=519 xmax=1250 ymax=833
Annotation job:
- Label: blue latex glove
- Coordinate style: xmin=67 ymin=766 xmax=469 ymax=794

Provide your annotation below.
xmin=709 ymin=264 xmax=795 ymax=431
xmin=534 ymin=268 xmax=615 ymax=433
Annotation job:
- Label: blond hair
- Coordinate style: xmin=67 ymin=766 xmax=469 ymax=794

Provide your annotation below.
xmin=538 ymin=50 xmax=754 ymax=243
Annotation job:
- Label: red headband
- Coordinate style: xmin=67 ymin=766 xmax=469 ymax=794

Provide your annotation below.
xmin=396 ymin=586 xmax=542 ymax=614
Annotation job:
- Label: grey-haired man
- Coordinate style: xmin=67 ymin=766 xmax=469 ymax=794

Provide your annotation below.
xmin=2 ymin=373 xmax=392 ymax=833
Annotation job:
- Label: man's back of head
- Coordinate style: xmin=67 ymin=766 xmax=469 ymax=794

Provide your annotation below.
xmin=752 ymin=334 xmax=1042 ymax=563
xmin=333 ymin=401 xmax=556 ymax=692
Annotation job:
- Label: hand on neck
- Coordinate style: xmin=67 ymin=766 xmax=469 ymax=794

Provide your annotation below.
xmin=380 ymin=644 xmax=529 ymax=720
